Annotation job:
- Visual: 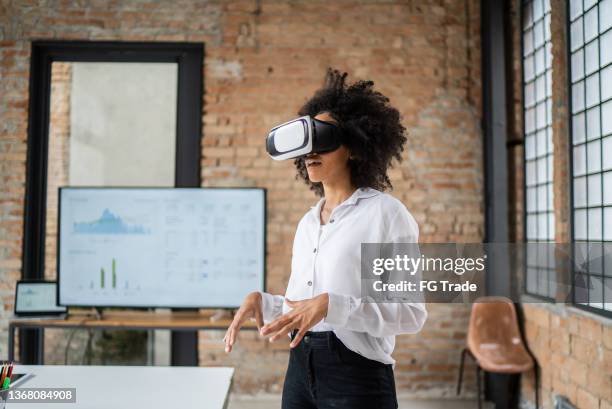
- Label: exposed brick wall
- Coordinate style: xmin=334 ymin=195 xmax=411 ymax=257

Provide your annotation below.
xmin=509 ymin=0 xmax=612 ymax=408
xmin=0 ymin=0 xmax=483 ymax=396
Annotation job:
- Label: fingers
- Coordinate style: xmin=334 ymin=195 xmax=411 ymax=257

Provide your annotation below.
xmin=290 ymin=328 xmax=307 ymax=348
xmin=224 ymin=323 xmax=240 ymax=353
xmin=260 ymin=313 xmax=292 ymax=336
xmin=269 ymin=319 xmax=297 ymax=342
xmin=224 ymin=312 xmax=245 ymax=353
xmin=255 ymin=306 xmax=264 ymax=331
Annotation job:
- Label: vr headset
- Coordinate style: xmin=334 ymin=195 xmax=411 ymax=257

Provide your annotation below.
xmin=265 ymin=116 xmax=343 ymax=160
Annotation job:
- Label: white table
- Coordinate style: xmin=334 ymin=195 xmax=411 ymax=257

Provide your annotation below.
xmin=9 ymin=365 xmax=234 ymax=409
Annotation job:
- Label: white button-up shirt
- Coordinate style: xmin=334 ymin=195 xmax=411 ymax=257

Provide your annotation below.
xmin=261 ymin=187 xmax=427 ymax=365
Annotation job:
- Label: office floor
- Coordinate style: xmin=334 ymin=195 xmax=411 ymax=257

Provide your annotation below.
xmin=227 ymin=394 xmax=494 ymax=409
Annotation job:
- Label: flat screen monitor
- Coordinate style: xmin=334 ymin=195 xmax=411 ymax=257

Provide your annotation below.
xmin=58 ymin=187 xmax=266 ymax=308
xmin=15 ymin=281 xmax=67 ymax=316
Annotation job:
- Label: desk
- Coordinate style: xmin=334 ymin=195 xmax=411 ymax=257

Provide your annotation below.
xmin=11 ymin=364 xmax=233 ymax=409
xmin=8 ymin=311 xmax=256 ymax=361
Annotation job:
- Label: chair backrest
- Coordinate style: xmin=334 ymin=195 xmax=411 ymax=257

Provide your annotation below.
xmin=467 ymin=296 xmax=524 ymax=352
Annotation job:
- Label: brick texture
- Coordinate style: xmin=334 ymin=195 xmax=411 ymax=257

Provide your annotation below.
xmin=0 ymin=0 xmax=483 ymax=396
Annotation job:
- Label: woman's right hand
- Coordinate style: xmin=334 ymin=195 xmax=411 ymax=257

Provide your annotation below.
xmin=223 ymin=291 xmax=264 ymax=353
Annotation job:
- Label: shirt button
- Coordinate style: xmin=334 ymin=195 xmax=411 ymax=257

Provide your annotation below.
xmin=313 ymin=248 xmax=317 ymax=253
xmin=330 ymin=219 xmax=335 ymax=223
xmin=307 ymin=280 xmax=313 ymax=286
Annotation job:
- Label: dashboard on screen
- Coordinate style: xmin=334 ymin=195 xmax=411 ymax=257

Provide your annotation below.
xmin=58 ymin=187 xmax=266 ymax=308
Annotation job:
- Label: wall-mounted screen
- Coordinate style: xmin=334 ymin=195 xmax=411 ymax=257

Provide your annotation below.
xmin=58 ymin=187 xmax=266 ymax=308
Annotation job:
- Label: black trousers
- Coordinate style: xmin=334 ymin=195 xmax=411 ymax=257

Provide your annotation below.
xmin=281 ymin=331 xmax=398 ymax=409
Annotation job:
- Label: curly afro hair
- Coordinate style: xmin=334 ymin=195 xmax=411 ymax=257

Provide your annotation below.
xmin=295 ymin=68 xmax=408 ymax=197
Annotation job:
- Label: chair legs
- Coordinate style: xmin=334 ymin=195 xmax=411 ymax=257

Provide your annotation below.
xmin=476 ymin=365 xmax=482 ymax=409
xmin=457 ymin=348 xmax=482 ymax=408
xmin=458 ymin=348 xmax=537 ymax=409
xmin=457 ymin=347 xmax=468 ymax=395
xmin=533 ymin=365 xmax=539 ymax=409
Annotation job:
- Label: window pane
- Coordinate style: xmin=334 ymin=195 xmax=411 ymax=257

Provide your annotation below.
xmin=603 ymin=171 xmax=612 ymax=204
xmin=572 ymin=81 xmax=585 ymax=114
xmin=602 ymin=30 xmax=612 ymax=66
xmin=538 ymin=156 xmax=547 ymax=181
xmin=570 ymin=0 xmax=583 ymax=22
xmin=45 ymin=61 xmax=178 ymax=365
xmin=537 ymin=129 xmax=547 ymax=156
xmin=537 ymin=102 xmax=547 ymax=129
xmin=526 ymin=107 xmax=536 ymax=133
xmin=573 ymin=112 xmax=586 ymax=144
xmin=586 ymin=73 xmax=600 ymax=108
xmin=585 ymin=0 xmax=597 ymax=10
xmin=535 ymin=20 xmax=544 ymax=48
xmin=538 ymin=214 xmax=548 ymax=240
xmin=571 ymin=17 xmax=584 ymax=51
xmin=586 ymin=106 xmax=601 ymax=140
xmin=605 ymin=279 xmax=612 ymax=311
xmin=527 ymin=187 xmax=537 ymax=212
xmin=548 ymin=212 xmax=555 ymax=239
xmin=524 ymin=0 xmax=534 ymax=27
xmin=547 ymin=183 xmax=554 ymax=210
xmin=588 ymin=208 xmax=602 ymax=240
xmin=524 ymin=29 xmax=534 ymax=56
xmin=574 ymin=176 xmax=587 ymax=207
xmin=526 ymin=82 xmax=535 ymax=106
xmin=547 ymin=69 xmax=553 ymax=97
xmin=547 ymin=153 xmax=554 ymax=181
xmin=536 ymin=74 xmax=546 ymax=101
xmin=586 ymin=40 xmax=599 ymax=75
xmin=534 ymin=0 xmax=544 ymax=21
xmin=525 ymin=55 xmax=535 ymax=81
xmin=584 ymin=6 xmax=598 ymax=43
xmin=602 ymin=100 xmax=612 ymax=135
xmin=535 ymin=47 xmax=545 ymax=75
xmin=538 ymin=184 xmax=547 ymax=211
xmin=601 ymin=65 xmax=612 ymax=101
xmin=587 ymin=139 xmax=602 ymax=173
xmin=527 ymin=215 xmax=537 ymax=239
xmin=527 ymin=267 xmax=538 ymax=293
xmin=603 ymin=136 xmax=612 ymax=169
xmin=587 ymin=173 xmax=602 ymax=206
xmin=589 ymin=276 xmax=603 ymax=308
xmin=547 ymin=100 xmax=552 ymax=126
xmin=574 ymin=143 xmax=587 ymax=176
xmin=572 ymin=49 xmax=585 ymax=82
xmin=575 ymin=209 xmax=588 ymax=240
xmin=526 ymin=133 xmax=536 ymax=159
xmin=605 ymin=208 xmax=612 ymax=241
xmin=601 ymin=0 xmax=612 ymax=33
xmin=527 ymin=161 xmax=537 ymax=186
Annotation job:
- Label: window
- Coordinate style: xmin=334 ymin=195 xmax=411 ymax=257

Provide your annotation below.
xmin=23 ymin=41 xmax=203 ymax=364
xmin=568 ymin=0 xmax=612 ymax=315
xmin=523 ymin=0 xmax=556 ymax=299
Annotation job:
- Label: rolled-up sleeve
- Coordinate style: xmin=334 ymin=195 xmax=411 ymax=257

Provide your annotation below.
xmin=323 ymin=204 xmax=428 ymax=337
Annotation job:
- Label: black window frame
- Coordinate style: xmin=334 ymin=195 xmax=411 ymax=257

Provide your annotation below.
xmin=566 ymin=0 xmax=612 ymax=319
xmin=22 ymin=40 xmax=204 ymax=363
xmin=521 ymin=0 xmax=557 ymax=302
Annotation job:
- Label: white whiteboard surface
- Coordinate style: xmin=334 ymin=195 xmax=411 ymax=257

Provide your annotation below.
xmin=59 ymin=188 xmax=265 ymax=308
xmin=12 ymin=365 xmax=233 ymax=409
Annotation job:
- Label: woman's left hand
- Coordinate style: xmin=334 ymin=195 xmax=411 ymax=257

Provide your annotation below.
xmin=260 ymin=293 xmax=329 ymax=348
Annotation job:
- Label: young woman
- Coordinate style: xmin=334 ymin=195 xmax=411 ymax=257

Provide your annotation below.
xmin=223 ymin=69 xmax=427 ymax=409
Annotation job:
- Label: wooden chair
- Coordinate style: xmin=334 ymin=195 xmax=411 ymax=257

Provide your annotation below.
xmin=456 ymin=297 xmax=538 ymax=409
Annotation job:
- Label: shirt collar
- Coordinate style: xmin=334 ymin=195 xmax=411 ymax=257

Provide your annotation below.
xmin=309 ymin=187 xmax=380 ymax=219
